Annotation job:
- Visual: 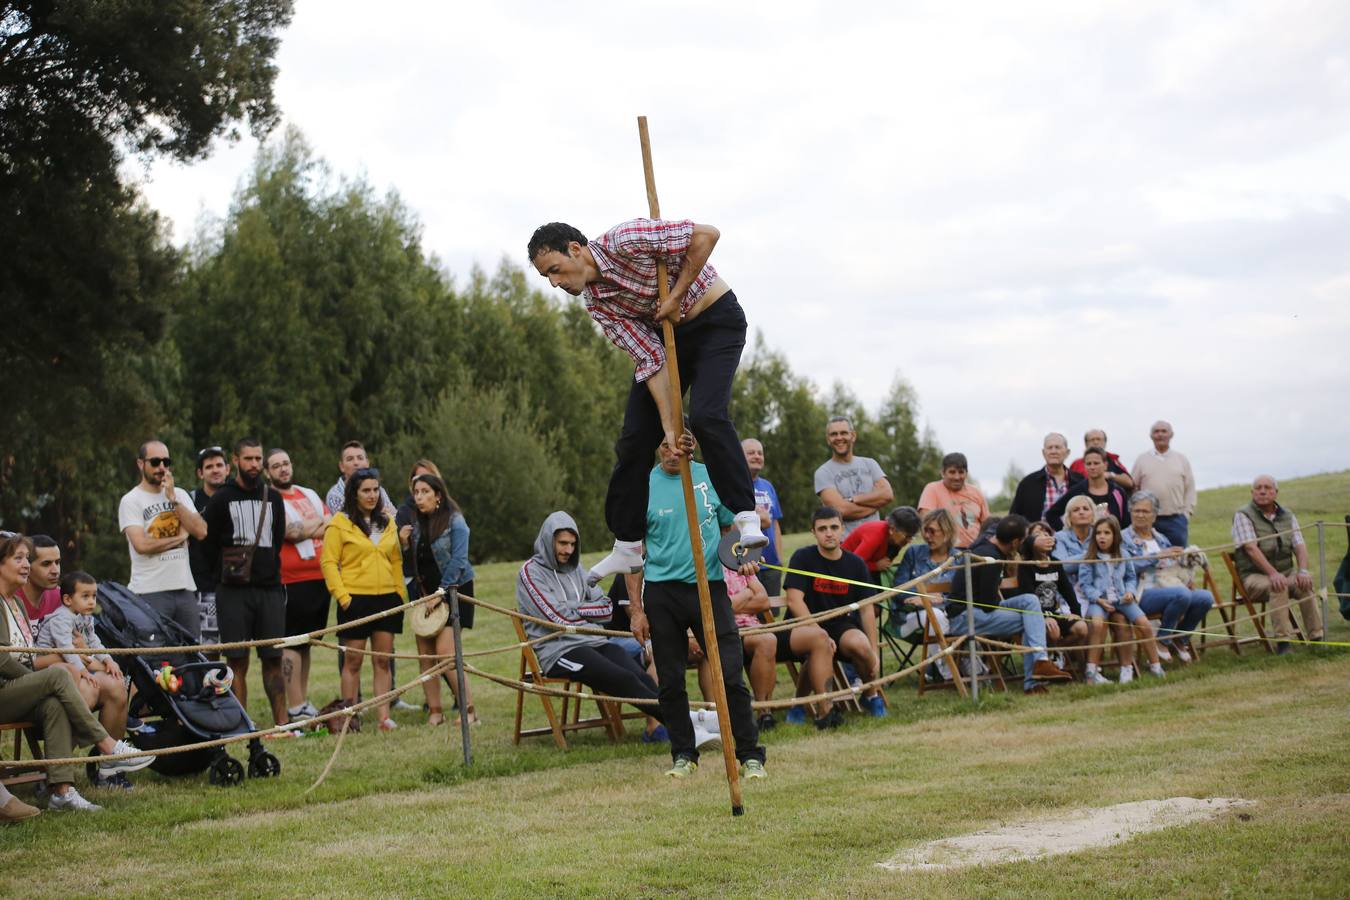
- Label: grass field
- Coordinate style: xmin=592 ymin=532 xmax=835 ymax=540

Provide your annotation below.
xmin=2 ymin=473 xmax=1347 ymax=897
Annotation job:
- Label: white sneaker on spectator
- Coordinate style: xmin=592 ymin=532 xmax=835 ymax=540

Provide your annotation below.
xmin=1148 ymin=663 xmax=1166 ymax=678
xmin=48 ymin=787 xmax=101 ymax=812
xmin=733 ymin=512 xmax=769 ymax=550
xmin=1085 ymin=665 xmax=1110 ymax=686
xmin=1156 ymin=644 xmax=1173 ymax=663
xmin=586 ymin=540 xmax=644 ymax=586
xmin=1118 ymin=665 xmax=1134 ymax=684
xmin=98 ymin=740 xmax=154 ymax=777
xmin=1176 ymin=645 xmax=1193 ymax=664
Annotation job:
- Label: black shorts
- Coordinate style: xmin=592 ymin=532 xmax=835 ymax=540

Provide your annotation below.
xmin=337 ymin=592 xmax=404 ymax=640
xmin=285 ymin=579 xmax=332 ymax=636
xmin=821 ymin=616 xmax=864 ymax=648
xmin=217 ymin=585 xmax=286 ymax=660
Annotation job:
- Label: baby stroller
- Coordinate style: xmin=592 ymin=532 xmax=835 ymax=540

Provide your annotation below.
xmin=93 ymin=582 xmax=281 ymax=786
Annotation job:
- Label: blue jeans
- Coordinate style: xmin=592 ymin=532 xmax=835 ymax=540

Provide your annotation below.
xmin=1138 ymin=586 xmax=1214 ymax=644
xmin=947 ymin=593 xmax=1048 ymax=691
xmin=1153 ymin=514 xmax=1189 ymax=548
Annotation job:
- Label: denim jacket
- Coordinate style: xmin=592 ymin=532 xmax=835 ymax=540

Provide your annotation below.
xmin=411 ymin=512 xmax=475 ymax=591
xmin=1052 ymin=528 xmax=1091 ymax=582
xmin=1121 ymin=526 xmax=1174 ymax=591
xmin=1076 ymin=556 xmax=1138 ymax=605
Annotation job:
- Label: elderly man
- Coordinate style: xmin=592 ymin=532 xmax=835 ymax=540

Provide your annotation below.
xmin=1010 ymin=433 xmax=1084 ymax=523
xmin=1130 ymin=421 xmax=1196 ymax=547
xmin=1069 ymin=428 xmax=1133 ymax=491
xmin=1232 ymin=475 xmax=1324 ymax=654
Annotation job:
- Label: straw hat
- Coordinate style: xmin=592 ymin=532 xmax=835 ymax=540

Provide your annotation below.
xmin=411 ymin=595 xmax=449 ymax=637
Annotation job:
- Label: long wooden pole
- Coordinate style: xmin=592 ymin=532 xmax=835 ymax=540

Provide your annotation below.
xmin=637 ymin=116 xmax=744 ymax=816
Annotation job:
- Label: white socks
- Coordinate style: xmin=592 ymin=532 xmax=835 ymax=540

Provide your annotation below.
xmin=587 ymin=539 xmax=644 ymax=586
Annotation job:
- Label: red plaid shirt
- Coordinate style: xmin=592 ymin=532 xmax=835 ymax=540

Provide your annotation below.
xmin=583 ymin=218 xmax=719 ymax=382
xmin=1043 ymin=467 xmax=1070 ymax=518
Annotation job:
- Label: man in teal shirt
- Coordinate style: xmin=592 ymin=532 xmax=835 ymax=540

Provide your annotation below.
xmin=627 ymin=438 xmax=766 ymax=779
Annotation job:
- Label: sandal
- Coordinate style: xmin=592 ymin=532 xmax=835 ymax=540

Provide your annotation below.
xmin=453 ymin=705 xmax=481 ymax=727
xmin=427 ymin=711 xmax=445 ymax=727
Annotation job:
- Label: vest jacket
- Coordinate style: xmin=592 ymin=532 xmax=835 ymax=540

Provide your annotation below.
xmin=1234 ymin=500 xmax=1295 ymax=579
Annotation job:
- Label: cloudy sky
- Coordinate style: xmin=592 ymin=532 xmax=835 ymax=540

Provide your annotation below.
xmin=135 ymin=0 xmax=1350 ymax=498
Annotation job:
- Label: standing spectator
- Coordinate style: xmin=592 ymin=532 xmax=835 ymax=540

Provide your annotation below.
xmin=324 ymin=440 xmax=394 ymax=515
xmin=118 ymin=440 xmax=208 ymax=640
xmin=741 ymin=438 xmax=785 ymax=596
xmin=15 ymin=534 xmax=62 ymax=626
xmin=1069 ymin=429 xmax=1134 ymax=491
xmin=842 ymin=507 xmax=921 ymax=581
xmin=265 ymin=448 xmax=330 ymax=721
xmin=400 ymin=473 xmax=479 ymax=726
xmin=1232 ymin=475 xmax=1324 ymax=654
xmin=321 ymin=468 xmax=407 ymax=732
xmin=918 ymin=452 xmax=990 ymax=547
xmin=1123 ymin=490 xmax=1213 ymax=663
xmin=189 ymin=446 xmax=230 ymax=653
xmin=394 ymin=460 xmax=441 ymax=592
xmin=1130 ymin=421 xmax=1196 ymax=547
xmin=1044 ymin=447 xmax=1129 ymax=530
xmin=1009 ymin=433 xmax=1084 ymax=522
xmin=201 ymin=438 xmax=291 ymax=728
xmin=814 ymin=416 xmax=893 ymax=536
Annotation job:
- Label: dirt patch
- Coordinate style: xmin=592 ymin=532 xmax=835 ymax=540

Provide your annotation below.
xmin=878 ymin=797 xmax=1256 ymax=871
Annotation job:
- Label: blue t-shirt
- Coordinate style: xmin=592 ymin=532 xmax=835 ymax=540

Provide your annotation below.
xmin=752 ymin=476 xmax=783 ymax=565
xmin=645 ymin=461 xmax=735 ymax=584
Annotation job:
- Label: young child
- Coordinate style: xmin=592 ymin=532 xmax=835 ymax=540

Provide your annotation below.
xmin=1018 ymin=521 xmax=1089 ymax=670
xmin=35 ymin=572 xmax=134 ymax=786
xmin=1076 ymin=516 xmax=1164 ymax=685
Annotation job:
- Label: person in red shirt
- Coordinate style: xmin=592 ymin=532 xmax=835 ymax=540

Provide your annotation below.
xmin=841 ymin=507 xmax=921 ymax=582
xmin=16 ymin=534 xmax=62 ymax=626
xmin=1068 ymin=428 xmax=1134 ymax=491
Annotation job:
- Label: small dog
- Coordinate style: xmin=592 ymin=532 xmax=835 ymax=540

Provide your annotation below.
xmin=1156 ymin=546 xmax=1209 ymax=589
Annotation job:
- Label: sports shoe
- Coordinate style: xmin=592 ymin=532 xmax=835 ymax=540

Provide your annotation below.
xmin=0 ymin=795 xmax=40 ymax=822
xmin=125 ymin=715 xmax=154 ymax=736
xmin=98 ymin=740 xmax=154 ymax=777
xmin=863 ymin=694 xmax=888 ymax=717
xmin=392 ymin=698 xmax=420 ymax=713
xmin=733 ymin=511 xmax=769 ymax=550
xmin=93 ymin=771 xmax=135 ymax=791
xmin=1148 ymin=663 xmax=1166 ymax=678
xmin=288 ymin=701 xmax=321 ymax=719
xmin=1085 ymin=666 xmax=1110 ymax=686
xmin=1176 ymin=643 xmax=1193 ymax=664
xmin=1119 ymin=665 xmax=1135 ymax=684
xmin=666 ymin=757 xmax=698 ymax=778
xmin=641 ymin=724 xmax=669 ymax=744
xmin=785 ymin=705 xmax=807 ymax=725
xmin=378 ymin=718 xmax=398 ymax=733
xmin=756 ymin=712 xmax=777 ymax=732
xmin=47 ymin=787 xmax=101 ymax=812
xmin=814 ymin=706 xmax=845 ymax=730
xmin=741 ymin=759 xmax=767 ymax=780
xmin=1156 ymin=644 xmax=1173 ymax=663
xmin=1030 ymin=659 xmax=1074 ymax=681
xmin=586 ymin=539 xmax=645 ymax=586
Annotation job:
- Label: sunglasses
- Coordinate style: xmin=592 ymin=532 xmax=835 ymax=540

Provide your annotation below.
xmin=141 ymin=457 xmax=172 ymax=468
xmin=352 ymin=467 xmax=380 ymax=480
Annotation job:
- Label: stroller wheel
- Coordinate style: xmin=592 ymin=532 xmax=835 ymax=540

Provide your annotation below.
xmin=209 ymin=756 xmax=245 ymax=786
xmin=247 ymin=751 xmax=281 ymax=779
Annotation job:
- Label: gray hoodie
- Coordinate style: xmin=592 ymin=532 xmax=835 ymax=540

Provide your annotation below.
xmin=516 ymin=511 xmax=614 ymax=673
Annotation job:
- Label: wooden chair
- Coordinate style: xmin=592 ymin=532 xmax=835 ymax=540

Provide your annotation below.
xmin=511 ymin=618 xmax=625 ymax=749
xmin=1201 ymin=552 xmax=1294 ymax=656
xmin=0 ymin=721 xmax=46 ymax=788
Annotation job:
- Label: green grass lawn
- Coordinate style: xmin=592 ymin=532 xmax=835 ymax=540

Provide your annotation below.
xmin=2 ymin=474 xmax=1347 ymax=897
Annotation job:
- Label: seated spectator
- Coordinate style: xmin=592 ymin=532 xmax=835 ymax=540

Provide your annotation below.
xmin=1122 ymin=490 xmax=1213 ymax=663
xmin=33 ymin=572 xmax=135 ymax=787
xmin=944 ymin=515 xmax=1073 ymax=694
xmin=1052 ymin=495 xmax=1097 ymax=592
xmin=1017 ymin=521 xmax=1088 ymax=662
xmin=0 ymin=533 xmax=152 ymax=811
xmin=15 ymin=534 xmax=62 ymax=627
xmin=516 ymin=512 xmax=665 ymax=737
xmin=1069 ymin=428 xmax=1134 ymax=491
xmin=784 ymin=507 xmax=887 ymax=723
xmin=321 ymin=468 xmax=407 ymax=733
xmin=918 ymin=452 xmax=989 ymax=547
xmin=724 ymin=563 xmax=836 ymax=733
xmin=1009 ymin=433 xmax=1084 ymax=523
xmin=1045 ymin=447 xmax=1128 ymax=529
xmin=1077 ymin=515 xmax=1164 ymax=684
xmin=891 ymin=508 xmax=960 ymax=666
xmin=841 ymin=506 xmax=921 ymax=582
xmin=1231 ymin=475 xmax=1324 ymax=654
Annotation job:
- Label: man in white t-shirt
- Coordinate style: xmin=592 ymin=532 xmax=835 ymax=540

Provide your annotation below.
xmin=813 ymin=416 xmax=892 ymax=536
xmin=118 ymin=440 xmax=209 ymax=640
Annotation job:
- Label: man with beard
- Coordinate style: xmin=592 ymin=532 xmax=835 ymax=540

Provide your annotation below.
xmin=189 ymin=446 xmax=231 ymax=650
xmin=202 ymin=438 xmax=291 ymax=727
xmin=118 ymin=440 xmax=209 ymax=640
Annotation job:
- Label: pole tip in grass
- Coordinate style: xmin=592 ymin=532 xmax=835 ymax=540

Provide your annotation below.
xmin=732 ymin=805 xmax=744 ymax=816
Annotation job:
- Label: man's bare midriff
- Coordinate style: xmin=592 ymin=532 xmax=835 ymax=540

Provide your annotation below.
xmin=678 ymin=276 xmax=730 ymax=325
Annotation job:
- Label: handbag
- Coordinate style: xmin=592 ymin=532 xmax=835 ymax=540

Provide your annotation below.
xmin=220 ymin=485 xmax=270 ymax=586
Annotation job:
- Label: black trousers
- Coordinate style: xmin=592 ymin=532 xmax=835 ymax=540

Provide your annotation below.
xmin=644 ymin=580 xmax=764 ymax=765
xmin=606 ymin=292 xmax=757 ymax=541
xmin=547 ymin=642 xmax=663 ymax=723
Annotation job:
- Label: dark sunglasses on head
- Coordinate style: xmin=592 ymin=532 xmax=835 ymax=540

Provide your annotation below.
xmin=197 ymin=445 xmax=224 ymax=462
xmin=142 ymin=456 xmax=172 ymax=468
xmin=352 ymin=467 xmax=380 ymax=480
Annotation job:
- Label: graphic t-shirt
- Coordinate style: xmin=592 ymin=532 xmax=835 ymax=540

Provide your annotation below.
xmin=918 ymin=481 xmax=990 ymax=547
xmin=118 ymin=485 xmax=198 ymax=594
xmin=751 ymin=476 xmax=783 ymax=565
xmin=644 ymin=461 xmax=734 ymax=584
xmin=783 ymin=544 xmax=871 ymax=628
xmin=813 ymin=456 xmax=886 ymax=535
xmin=278 ymin=485 xmax=327 ymax=584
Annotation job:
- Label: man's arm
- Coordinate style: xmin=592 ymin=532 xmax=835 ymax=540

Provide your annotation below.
xmin=659 ymin=223 xmax=719 ymax=322
xmin=730 ymin=577 xmax=770 ymax=617
xmin=1182 ymin=456 xmax=1197 ymax=517
xmin=817 ymin=487 xmax=876 ymax=522
xmin=852 ymin=477 xmax=893 ymax=512
xmin=123 ymin=526 xmax=189 ymax=556
xmin=624 ymin=570 xmax=648 ymax=643
xmin=784 ymin=587 xmax=811 ymax=621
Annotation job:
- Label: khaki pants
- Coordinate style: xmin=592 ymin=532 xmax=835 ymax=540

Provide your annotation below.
xmin=1243 ymin=571 xmax=1324 ymax=641
xmin=0 ymin=667 xmax=109 ymax=784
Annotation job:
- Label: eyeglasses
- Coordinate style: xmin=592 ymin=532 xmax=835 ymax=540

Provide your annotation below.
xmin=142 ymin=457 xmax=172 ymax=468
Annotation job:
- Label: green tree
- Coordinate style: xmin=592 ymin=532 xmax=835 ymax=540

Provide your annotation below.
xmin=988 ymin=460 xmax=1026 ymax=514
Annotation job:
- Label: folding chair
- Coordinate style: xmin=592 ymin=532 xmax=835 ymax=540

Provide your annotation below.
xmin=511 ymin=618 xmax=624 ymax=749
xmin=0 ymin=721 xmax=46 ymax=788
xmin=1203 ymin=552 xmax=1294 ymax=656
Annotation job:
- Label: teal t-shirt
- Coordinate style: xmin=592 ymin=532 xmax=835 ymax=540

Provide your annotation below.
xmin=645 ymin=461 xmax=735 ymax=584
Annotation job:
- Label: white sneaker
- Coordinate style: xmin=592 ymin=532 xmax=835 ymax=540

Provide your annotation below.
xmin=1176 ymin=645 xmax=1193 ymax=664
xmin=733 ymin=511 xmax=769 ymax=550
xmin=586 ymin=539 xmax=645 ymax=586
xmin=98 ymin=740 xmax=154 ymax=777
xmin=1085 ymin=667 xmax=1110 ymax=686
xmin=1148 ymin=663 xmax=1166 ymax=678
xmin=1119 ymin=665 xmax=1135 ymax=684
xmin=1156 ymin=644 xmax=1173 ymax=663
xmin=47 ymin=787 xmax=101 ymax=812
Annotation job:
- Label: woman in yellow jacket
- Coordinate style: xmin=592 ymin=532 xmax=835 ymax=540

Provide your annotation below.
xmin=321 ymin=468 xmax=406 ymax=732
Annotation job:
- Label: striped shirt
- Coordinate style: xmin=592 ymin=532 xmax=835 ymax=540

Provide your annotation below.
xmin=583 ymin=218 xmax=718 ymax=382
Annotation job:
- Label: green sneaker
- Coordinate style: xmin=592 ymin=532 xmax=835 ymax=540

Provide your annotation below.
xmin=665 ymin=757 xmax=698 ymax=778
xmin=741 ymin=759 xmax=767 ymax=780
